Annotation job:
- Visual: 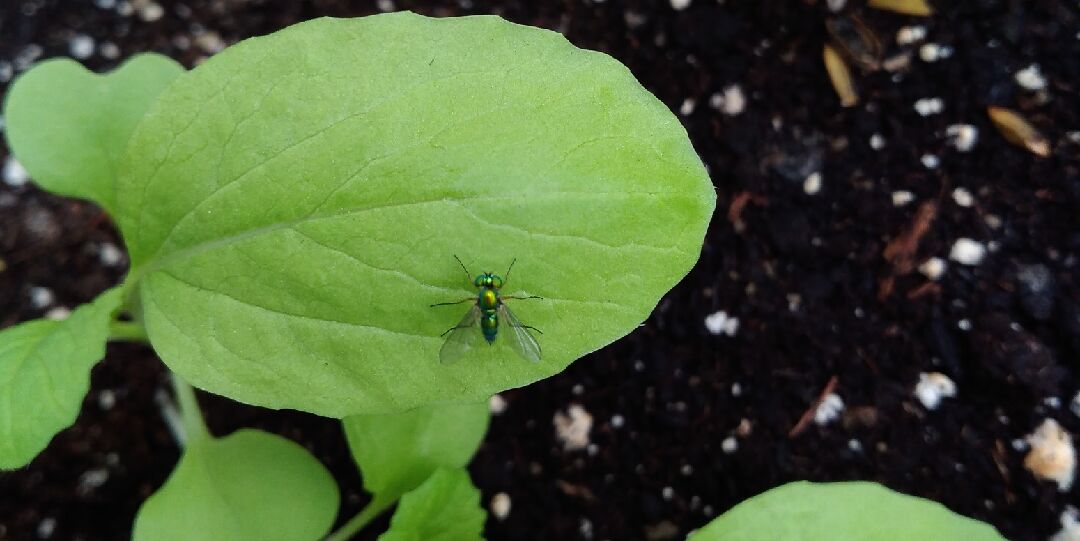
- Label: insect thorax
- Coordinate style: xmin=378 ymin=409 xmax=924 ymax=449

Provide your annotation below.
xmin=478 ymin=287 xmax=499 ymax=310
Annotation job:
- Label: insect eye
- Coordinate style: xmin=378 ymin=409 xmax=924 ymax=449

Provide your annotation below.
xmin=473 ymin=276 xmax=483 ymax=287
xmin=492 ymin=277 xmax=503 ymax=288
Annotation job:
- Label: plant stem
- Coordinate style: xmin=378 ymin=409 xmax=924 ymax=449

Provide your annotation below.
xmin=171 ymin=373 xmax=210 ymax=446
xmin=323 ymin=495 xmax=394 ymax=541
xmin=108 ymin=320 xmax=149 ymax=343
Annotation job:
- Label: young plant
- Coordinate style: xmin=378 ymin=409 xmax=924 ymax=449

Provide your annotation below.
xmin=1 ymin=12 xmax=714 ymax=540
xmin=689 ymin=481 xmax=1006 ymax=540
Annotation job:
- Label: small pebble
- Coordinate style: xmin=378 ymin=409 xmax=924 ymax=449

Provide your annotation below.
xmin=681 ymin=464 xmax=693 ymax=476
xmin=869 ymin=133 xmax=885 ymax=150
xmin=951 ymin=187 xmax=974 ymax=207
xmin=99 ymin=243 xmax=125 ymax=266
xmin=1046 ymin=397 xmax=1063 ymax=410
xmin=721 ymin=436 xmax=738 ymax=454
xmin=1050 ymin=506 xmax=1080 ymax=541
xmin=891 ymin=190 xmax=915 ymax=207
xmin=193 ymin=31 xmax=225 ymax=54
xmin=957 ymin=318 xmax=972 ymax=331
xmin=1023 ymin=419 xmax=1076 ymax=491
xmin=77 ymin=468 xmax=109 ymax=495
xmin=679 ymin=97 xmax=696 ymax=116
xmin=949 ymin=238 xmax=987 ymax=266
xmin=920 ymin=154 xmax=940 ymax=169
xmin=36 ymin=517 xmax=57 ymax=539
xmin=45 ymin=307 xmax=71 ymax=321
xmin=802 ymin=172 xmax=823 ymax=195
xmin=709 ymin=85 xmax=746 ymax=116
xmin=376 ymin=0 xmax=396 ymax=11
xmin=848 ymin=439 xmax=863 ymax=452
xmin=704 ymin=310 xmax=739 ymax=337
xmin=553 ymin=404 xmax=593 ymax=451
xmin=918 ymin=257 xmax=947 ymax=281
xmin=99 ymin=41 xmax=121 ymax=60
xmin=915 ymin=372 xmax=957 ymax=410
xmin=1015 ymin=64 xmax=1047 ymax=91
xmin=98 ymin=389 xmax=116 ymax=410
xmin=918 ymin=43 xmax=946 ymax=62
xmin=28 ymin=286 xmax=55 ymax=309
xmin=814 ymin=393 xmax=845 ymax=426
xmin=946 ymin=124 xmax=979 ymax=152
xmin=489 ymin=394 xmax=508 ymax=415
xmin=670 ymin=0 xmax=692 ymax=10
xmin=610 ymin=414 xmax=625 ymax=428
xmin=490 ymin=492 xmax=511 ymax=521
xmin=731 ymin=382 xmax=742 ymax=397
xmin=0 ymin=61 xmax=12 ymax=83
xmin=826 ymin=0 xmax=846 ymax=11
xmin=69 ymin=34 xmax=95 ymax=60
xmin=662 ymin=486 xmax=674 ymax=500
xmin=3 ymin=156 xmax=30 ymax=187
xmin=136 ymin=1 xmax=165 ymax=22
xmin=914 ymin=97 xmax=944 ymax=116
xmin=896 ymin=25 xmax=927 ymax=46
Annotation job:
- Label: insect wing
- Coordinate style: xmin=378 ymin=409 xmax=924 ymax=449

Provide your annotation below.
xmin=440 ymin=304 xmax=483 ymax=364
xmin=497 ymin=304 xmax=541 ymax=363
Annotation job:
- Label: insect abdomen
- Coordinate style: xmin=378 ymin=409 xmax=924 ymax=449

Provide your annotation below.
xmin=481 ymin=311 xmax=498 ymax=344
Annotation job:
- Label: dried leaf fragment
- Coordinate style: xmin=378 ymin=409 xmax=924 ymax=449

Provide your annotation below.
xmin=826 ymin=16 xmax=882 ymax=71
xmin=868 ymin=0 xmax=933 ymax=16
xmin=988 ymin=106 xmax=1051 ymax=157
xmin=824 ymin=44 xmax=858 ymax=107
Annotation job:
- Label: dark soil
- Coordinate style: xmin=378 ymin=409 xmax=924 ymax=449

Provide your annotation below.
xmin=2 ymin=0 xmax=1079 ymax=540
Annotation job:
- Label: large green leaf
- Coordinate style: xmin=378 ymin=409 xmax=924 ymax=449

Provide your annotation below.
xmin=688 ymin=481 xmax=1006 ymax=541
xmin=132 ymin=429 xmax=339 ymax=541
xmin=378 ymin=468 xmax=485 ymax=541
xmin=3 ymin=54 xmax=183 ymax=215
xmin=343 ymin=400 xmax=489 ymax=503
xmin=119 ymin=13 xmax=715 ymax=417
xmin=0 ymin=288 xmax=123 ymax=469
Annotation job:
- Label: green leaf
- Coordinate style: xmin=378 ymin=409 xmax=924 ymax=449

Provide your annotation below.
xmin=120 ymin=13 xmax=715 ymax=417
xmin=3 ymin=54 xmax=184 ymax=215
xmin=687 ymin=481 xmax=1007 ymax=541
xmin=0 ymin=287 xmax=123 ymax=469
xmin=343 ymin=401 xmax=489 ymax=503
xmin=378 ymin=468 xmax=485 ymax=541
xmin=133 ymin=429 xmax=340 ymax=541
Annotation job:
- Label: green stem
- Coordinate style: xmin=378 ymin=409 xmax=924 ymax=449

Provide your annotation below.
xmin=171 ymin=373 xmax=211 ymax=446
xmin=323 ymin=495 xmax=394 ymax=541
xmin=108 ymin=320 xmax=149 ymax=343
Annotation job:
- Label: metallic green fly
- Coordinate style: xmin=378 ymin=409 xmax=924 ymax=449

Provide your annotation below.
xmin=430 ymin=256 xmax=542 ymax=364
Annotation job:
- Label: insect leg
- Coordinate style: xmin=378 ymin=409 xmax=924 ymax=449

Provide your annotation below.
xmin=502 ymin=295 xmax=543 ymax=301
xmin=430 ymin=298 xmax=475 ymax=307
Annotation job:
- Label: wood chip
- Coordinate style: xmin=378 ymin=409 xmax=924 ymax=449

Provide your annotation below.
xmin=824 ymin=44 xmax=858 ymax=107
xmin=867 ymin=0 xmax=933 ymax=16
xmin=987 ymin=106 xmax=1051 ymax=157
xmin=789 ymin=375 xmax=839 ymax=438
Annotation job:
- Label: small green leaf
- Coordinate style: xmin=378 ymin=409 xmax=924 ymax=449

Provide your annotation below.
xmin=3 ymin=53 xmax=183 ymax=215
xmin=687 ymin=481 xmax=1007 ymax=541
xmin=378 ymin=468 xmax=485 ymax=541
xmin=120 ymin=13 xmax=715 ymax=417
xmin=0 ymin=287 xmax=123 ymax=469
xmin=343 ymin=401 xmax=489 ymax=503
xmin=133 ymin=429 xmax=339 ymax=541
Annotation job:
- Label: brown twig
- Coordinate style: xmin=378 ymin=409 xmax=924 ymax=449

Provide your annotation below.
xmin=788 ymin=375 xmax=839 ymax=438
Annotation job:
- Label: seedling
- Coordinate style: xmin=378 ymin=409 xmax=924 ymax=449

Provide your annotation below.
xmin=1 ymin=12 xmax=715 ymax=540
